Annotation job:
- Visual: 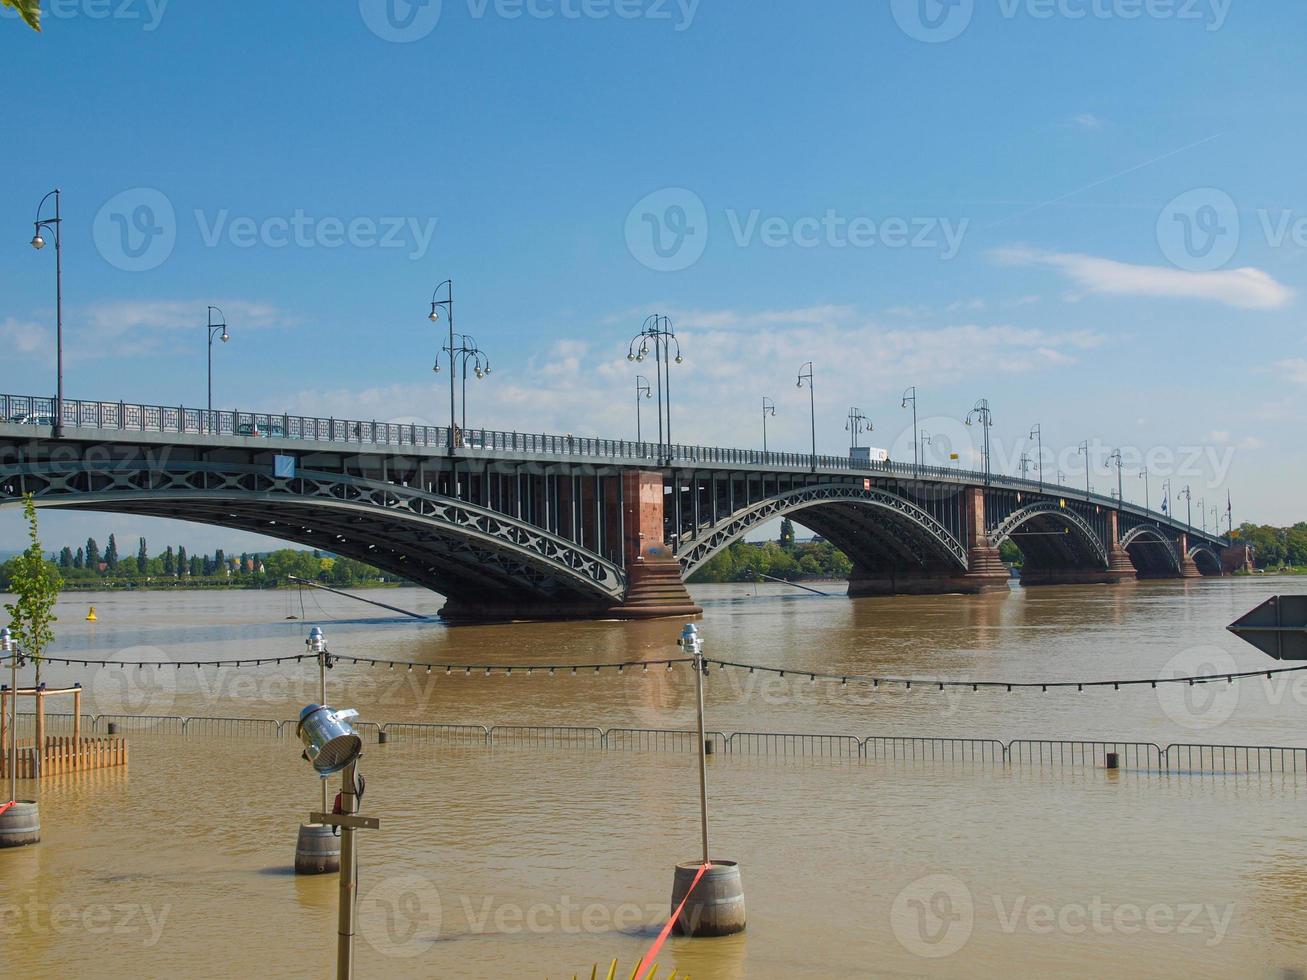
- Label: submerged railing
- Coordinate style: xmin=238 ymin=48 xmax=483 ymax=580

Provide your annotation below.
xmin=16 ymin=712 xmax=1304 ymax=774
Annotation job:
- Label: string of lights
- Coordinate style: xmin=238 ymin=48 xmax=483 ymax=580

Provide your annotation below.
xmin=3 ymin=650 xmax=1301 ymax=693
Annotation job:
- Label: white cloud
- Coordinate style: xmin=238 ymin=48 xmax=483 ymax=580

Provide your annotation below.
xmin=285 ymin=308 xmax=1110 ymax=454
xmin=1073 ymin=113 xmax=1105 ymax=129
xmin=1279 ymin=358 xmax=1307 ymax=385
xmin=991 ymin=246 xmax=1294 ymax=310
xmin=0 ymin=317 xmax=51 ymax=356
xmin=81 ymin=300 xmax=296 ymax=339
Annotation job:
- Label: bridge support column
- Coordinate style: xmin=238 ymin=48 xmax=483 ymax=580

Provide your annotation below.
xmin=962 ymin=487 xmax=1013 ymax=594
xmin=606 ymin=471 xmax=702 ymax=620
xmin=1104 ymin=511 xmax=1138 ymax=584
xmin=1176 ymin=533 xmax=1203 ymax=578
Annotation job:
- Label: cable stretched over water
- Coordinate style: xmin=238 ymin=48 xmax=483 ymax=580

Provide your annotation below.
xmin=6 ymin=650 xmax=1305 ymax=692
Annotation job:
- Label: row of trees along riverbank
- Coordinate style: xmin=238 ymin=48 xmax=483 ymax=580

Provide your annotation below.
xmin=1 ymin=533 xmax=403 ymax=591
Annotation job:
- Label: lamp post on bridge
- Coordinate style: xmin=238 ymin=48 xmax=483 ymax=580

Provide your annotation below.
xmin=845 ymin=408 xmax=871 ymax=453
xmin=628 ymin=314 xmax=682 ymax=460
xmin=206 ymin=306 xmax=230 ymax=427
xmin=761 ymin=396 xmax=776 ymax=452
xmin=964 ymin=398 xmax=994 ymax=486
xmin=796 ymin=362 xmax=816 ymax=471
xmin=1140 ymin=467 xmax=1151 ymax=513
xmin=441 ymin=333 xmax=491 ymax=433
xmin=901 ymin=386 xmax=919 ymax=479
xmin=1179 ymin=485 xmax=1193 ymax=528
xmin=1019 ymin=453 xmax=1032 ymax=480
xmin=1106 ymin=449 xmax=1124 ymax=510
xmin=635 ymin=376 xmax=652 ymax=442
xmin=427 ymin=279 xmax=457 ymax=453
xmin=1077 ymin=440 xmax=1092 ymax=499
xmin=1029 ymin=424 xmax=1044 ymax=490
xmin=30 ymin=189 xmax=64 ymax=438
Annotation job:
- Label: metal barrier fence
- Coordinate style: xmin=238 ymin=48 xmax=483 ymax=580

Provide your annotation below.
xmin=18 ymin=713 xmax=1307 ymax=774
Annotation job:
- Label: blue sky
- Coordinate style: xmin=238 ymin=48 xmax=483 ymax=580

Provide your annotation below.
xmin=3 ymin=0 xmax=1305 ymax=553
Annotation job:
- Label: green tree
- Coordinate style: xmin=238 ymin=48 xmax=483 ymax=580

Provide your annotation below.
xmin=58 ymin=546 xmax=74 ymax=569
xmin=105 ymin=534 xmax=120 ymax=571
xmin=163 ymin=546 xmax=175 ymax=576
xmin=137 ymin=537 xmax=149 ymax=575
xmin=74 ymin=546 xmax=84 ymax=570
xmin=86 ymin=537 xmax=101 ymax=570
xmin=177 ymin=546 xmax=189 ymax=576
xmin=4 ymin=496 xmax=62 ymax=687
xmin=779 ymin=518 xmax=796 ymax=549
xmin=3 ymin=0 xmax=41 ymax=31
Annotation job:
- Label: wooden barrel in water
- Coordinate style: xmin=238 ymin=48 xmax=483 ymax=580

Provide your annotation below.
xmin=671 ymin=860 xmax=746 ymax=937
xmin=0 ymin=801 xmax=41 ymax=849
xmin=294 ymin=823 xmax=340 ymax=874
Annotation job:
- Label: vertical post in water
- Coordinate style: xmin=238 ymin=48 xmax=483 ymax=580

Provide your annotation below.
xmin=684 ymin=623 xmax=710 ymax=866
xmin=337 ymin=760 xmax=358 ymax=980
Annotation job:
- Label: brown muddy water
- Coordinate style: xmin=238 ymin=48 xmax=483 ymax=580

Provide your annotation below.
xmin=3 ymin=577 xmax=1307 ymax=978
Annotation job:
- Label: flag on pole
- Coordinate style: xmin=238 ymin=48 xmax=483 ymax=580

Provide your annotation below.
xmin=1161 ymin=493 xmax=1169 ymax=515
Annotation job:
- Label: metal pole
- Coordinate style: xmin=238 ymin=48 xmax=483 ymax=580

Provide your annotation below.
xmin=808 ymin=374 xmax=816 ymax=469
xmin=636 ymin=382 xmax=642 ymax=443
xmin=319 ymin=654 xmax=328 ymax=817
xmin=448 ymin=284 xmax=456 ymax=453
xmin=336 ymin=761 xmax=358 ymax=980
xmin=54 ymin=190 xmax=64 ymax=439
xmin=911 ymin=392 xmax=918 ymax=480
xmin=762 ymin=400 xmax=767 ymax=452
xmin=686 ymin=625 xmax=710 ymax=866
xmin=9 ymin=648 xmax=17 ymax=804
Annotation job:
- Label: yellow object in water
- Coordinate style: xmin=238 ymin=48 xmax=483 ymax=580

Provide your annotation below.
xmin=86 ymin=607 xmax=97 ymax=622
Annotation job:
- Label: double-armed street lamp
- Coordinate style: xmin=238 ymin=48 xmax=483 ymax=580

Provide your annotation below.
xmin=796 ymin=362 xmax=816 ymax=469
xmin=30 ymin=189 xmax=64 ymax=437
xmin=1106 ymin=449 xmax=1125 ymax=509
xmin=964 ymin=398 xmax=994 ymax=485
xmin=1077 ymin=440 xmax=1092 ymax=499
xmin=1029 ymin=424 xmax=1044 ymax=490
xmin=635 ymin=376 xmax=652 ymax=442
xmin=845 ymin=407 xmax=871 ymax=452
xmin=1179 ymin=484 xmax=1193 ymax=527
xmin=761 ymin=396 xmax=776 ymax=452
xmin=628 ymin=314 xmax=682 ymax=459
xmin=206 ymin=306 xmax=230 ymax=423
xmin=901 ymin=386 xmax=919 ymax=478
xmin=428 ymin=280 xmax=492 ymax=449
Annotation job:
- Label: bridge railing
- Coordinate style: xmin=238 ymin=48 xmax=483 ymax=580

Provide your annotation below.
xmin=0 ymin=392 xmax=1226 ymax=544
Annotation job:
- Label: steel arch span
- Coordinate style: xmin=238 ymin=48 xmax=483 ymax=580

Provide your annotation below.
xmin=1120 ymin=524 xmax=1183 ymax=576
xmin=1187 ymin=544 xmax=1224 ymax=576
xmin=989 ymin=501 xmax=1109 ymax=570
xmin=0 ymin=461 xmax=626 ymax=616
xmin=678 ymin=483 xmax=969 ymax=580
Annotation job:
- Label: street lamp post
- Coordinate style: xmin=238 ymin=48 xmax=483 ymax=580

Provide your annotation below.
xmin=1077 ymin=440 xmax=1092 ymax=499
xmin=1140 ymin=468 xmax=1151 ymax=513
xmin=1029 ymin=424 xmax=1043 ymax=489
xmin=796 ymin=363 xmax=815 ymax=470
xmin=446 ymin=333 xmax=491 ymax=433
xmin=1106 ymin=449 xmax=1124 ymax=509
xmin=1179 ymin=485 xmax=1193 ymax=528
xmin=964 ymin=398 xmax=994 ymax=485
xmin=1020 ymin=453 xmax=1032 ymax=479
xmin=635 ymin=376 xmax=652 ymax=442
xmin=31 ymin=189 xmax=64 ymax=437
xmin=901 ymin=386 xmax=919 ymax=479
xmin=427 ymin=280 xmax=457 ymax=453
xmin=206 ymin=306 xmax=230 ymax=426
xmin=845 ymin=408 xmax=871 ymax=452
xmin=761 ymin=396 xmax=776 ymax=452
xmin=3 ymin=627 xmax=19 ymax=807
xmin=628 ymin=315 xmax=682 ymax=460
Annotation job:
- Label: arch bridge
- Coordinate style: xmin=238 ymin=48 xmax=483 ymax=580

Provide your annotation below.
xmin=0 ymin=394 xmax=1246 ymax=621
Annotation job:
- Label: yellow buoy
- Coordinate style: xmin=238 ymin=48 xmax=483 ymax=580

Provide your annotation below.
xmin=86 ymin=607 xmax=97 ymax=622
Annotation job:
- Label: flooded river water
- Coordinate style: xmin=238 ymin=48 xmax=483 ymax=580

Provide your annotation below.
xmin=3 ymin=577 xmax=1307 ymax=978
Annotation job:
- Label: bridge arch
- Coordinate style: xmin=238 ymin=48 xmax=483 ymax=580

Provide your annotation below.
xmin=1187 ymin=544 xmax=1224 ymax=577
xmin=0 ymin=461 xmax=625 ymax=618
xmin=678 ymin=483 xmax=968 ymax=580
xmin=989 ymin=501 xmax=1108 ymax=572
xmin=1120 ymin=524 xmax=1182 ymax=577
